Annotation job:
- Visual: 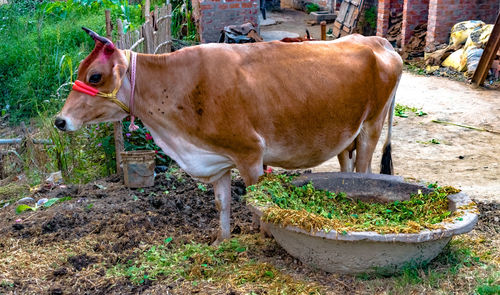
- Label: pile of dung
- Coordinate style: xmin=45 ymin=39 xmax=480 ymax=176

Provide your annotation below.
xmin=245 ymin=174 xmax=463 ymax=234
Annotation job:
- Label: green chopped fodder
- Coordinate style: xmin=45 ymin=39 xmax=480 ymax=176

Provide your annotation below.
xmin=245 ymin=174 xmax=462 ymax=234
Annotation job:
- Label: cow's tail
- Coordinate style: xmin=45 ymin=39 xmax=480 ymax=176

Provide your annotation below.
xmin=380 ymin=80 xmax=399 ymax=175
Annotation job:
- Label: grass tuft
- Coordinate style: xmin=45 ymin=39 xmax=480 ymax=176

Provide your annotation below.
xmin=108 ymin=235 xmax=323 ymax=293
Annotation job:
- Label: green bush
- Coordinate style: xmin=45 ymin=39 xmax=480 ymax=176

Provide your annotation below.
xmin=1 ymin=0 xmax=198 ymax=184
xmin=33 ymin=111 xmax=117 ymax=184
xmin=364 ymin=6 xmax=377 ymax=29
xmin=305 ymin=3 xmax=320 ymax=13
xmin=0 ymin=0 xmax=104 ymax=122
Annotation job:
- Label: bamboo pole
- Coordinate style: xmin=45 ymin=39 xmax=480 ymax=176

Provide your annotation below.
xmin=432 ymin=119 xmax=500 ymax=135
xmin=0 ymin=138 xmax=51 ymax=145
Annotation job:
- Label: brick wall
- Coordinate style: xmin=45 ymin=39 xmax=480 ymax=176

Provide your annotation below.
xmin=426 ymin=0 xmax=499 ymax=48
xmin=193 ymin=0 xmax=260 ymax=43
xmin=401 ymin=0 xmax=428 ymax=47
xmin=378 ymin=0 xmax=499 ymax=50
xmin=377 ymin=0 xmax=403 ymax=36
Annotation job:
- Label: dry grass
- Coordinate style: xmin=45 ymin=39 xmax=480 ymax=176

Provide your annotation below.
xmin=0 ymin=230 xmax=498 ymax=294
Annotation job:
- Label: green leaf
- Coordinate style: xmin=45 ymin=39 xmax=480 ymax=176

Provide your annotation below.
xmin=43 ymin=198 xmax=60 ymax=208
xmin=16 ymin=204 xmax=35 ymax=214
xmin=264 ymin=270 xmax=275 ymax=278
xmin=164 ymin=237 xmax=173 ymax=244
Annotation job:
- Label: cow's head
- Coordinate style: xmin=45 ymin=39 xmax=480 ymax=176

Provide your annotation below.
xmin=54 ymin=27 xmax=130 ymax=131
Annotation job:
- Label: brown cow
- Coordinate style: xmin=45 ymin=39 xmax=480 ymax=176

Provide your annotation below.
xmin=55 ymin=28 xmax=402 ymax=243
xmin=278 ymin=33 xmax=396 ymax=174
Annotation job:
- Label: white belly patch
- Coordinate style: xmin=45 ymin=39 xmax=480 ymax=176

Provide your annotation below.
xmin=147 ymin=129 xmax=234 ymax=183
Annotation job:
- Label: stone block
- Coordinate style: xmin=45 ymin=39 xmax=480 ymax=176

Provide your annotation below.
xmin=308 ymin=11 xmax=337 ymax=24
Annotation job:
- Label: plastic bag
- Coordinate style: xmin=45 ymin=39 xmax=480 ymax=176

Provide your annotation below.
xmin=449 ymin=20 xmax=485 ymax=47
xmin=463 ymin=24 xmax=493 ymax=51
xmin=463 ymin=47 xmax=484 ymax=77
xmin=442 ymin=48 xmax=465 ymax=71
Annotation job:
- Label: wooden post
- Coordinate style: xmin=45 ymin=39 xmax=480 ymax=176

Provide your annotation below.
xmin=472 ymin=12 xmax=500 ymax=87
xmin=154 ymin=6 xmax=159 ymax=30
xmin=117 ymin=19 xmax=124 ymax=44
xmin=106 ymin=9 xmax=124 ymax=174
xmin=167 ymin=4 xmax=172 ymax=52
xmin=0 ymin=152 xmax=4 ymax=180
xmin=105 ymin=9 xmax=112 ymax=38
xmin=144 ymin=0 xmax=151 ymax=23
xmin=142 ymin=21 xmax=155 ymax=54
xmin=321 ymin=21 xmax=327 ymax=40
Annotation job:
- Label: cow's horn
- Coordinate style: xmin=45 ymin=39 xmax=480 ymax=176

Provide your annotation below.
xmin=82 ymin=26 xmax=115 ymax=49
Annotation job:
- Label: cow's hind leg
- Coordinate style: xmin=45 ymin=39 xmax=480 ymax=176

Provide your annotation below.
xmin=213 ymin=170 xmax=232 ymax=244
xmin=355 ymin=123 xmax=384 ymax=173
xmin=338 ymin=141 xmax=356 ymax=172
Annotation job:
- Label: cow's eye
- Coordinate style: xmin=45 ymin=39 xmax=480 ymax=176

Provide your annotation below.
xmin=89 ymin=73 xmax=102 ymax=84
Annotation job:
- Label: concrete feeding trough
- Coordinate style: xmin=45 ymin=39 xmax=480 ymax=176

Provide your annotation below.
xmin=247 ymin=172 xmax=478 ymax=274
xmin=309 ymin=11 xmax=337 ymax=24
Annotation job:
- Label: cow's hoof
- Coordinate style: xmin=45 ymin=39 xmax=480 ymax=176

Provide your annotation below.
xmin=212 ymin=233 xmax=231 ymax=246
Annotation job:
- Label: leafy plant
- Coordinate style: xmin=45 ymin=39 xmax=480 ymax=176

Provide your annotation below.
xmin=417 ymin=138 xmax=441 ymax=145
xmin=15 ymin=196 xmax=72 ymax=214
xmin=395 ymin=104 xmax=427 ymax=118
xmin=123 ymin=118 xmax=171 ymax=166
xmin=364 ymin=6 xmax=376 ymax=29
xmin=197 ymin=183 xmax=207 ymax=192
xmin=171 ymin=0 xmax=198 ymax=41
xmin=305 ymin=3 xmax=320 ymax=13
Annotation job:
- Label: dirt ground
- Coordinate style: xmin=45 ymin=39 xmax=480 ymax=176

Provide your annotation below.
xmin=1 ymin=168 xmax=498 ymax=294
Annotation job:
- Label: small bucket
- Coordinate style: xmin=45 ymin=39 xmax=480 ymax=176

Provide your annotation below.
xmin=121 ymin=150 xmax=156 ymax=188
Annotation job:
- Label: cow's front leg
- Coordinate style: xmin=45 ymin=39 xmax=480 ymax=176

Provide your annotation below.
xmin=213 ymin=170 xmax=232 ymax=244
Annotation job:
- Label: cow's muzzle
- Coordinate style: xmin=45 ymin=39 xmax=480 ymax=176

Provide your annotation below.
xmin=54 ymin=117 xmax=67 ymax=131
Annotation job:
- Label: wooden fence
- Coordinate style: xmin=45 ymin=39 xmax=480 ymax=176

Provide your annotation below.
xmin=106 ymin=2 xmax=173 ymax=173
xmin=115 ymin=4 xmax=172 ymax=54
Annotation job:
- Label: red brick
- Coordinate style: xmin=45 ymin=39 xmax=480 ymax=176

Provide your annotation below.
xmin=218 ymin=3 xmax=228 ymax=9
xmin=230 ymin=3 xmax=240 ymax=8
xmin=200 ymin=4 xmax=214 ymax=10
xmin=242 ymin=2 xmax=253 ymax=8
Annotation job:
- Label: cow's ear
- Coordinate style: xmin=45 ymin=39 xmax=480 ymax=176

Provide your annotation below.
xmin=113 ymin=63 xmax=128 ymax=83
xmin=103 ymin=43 xmax=116 ymax=56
